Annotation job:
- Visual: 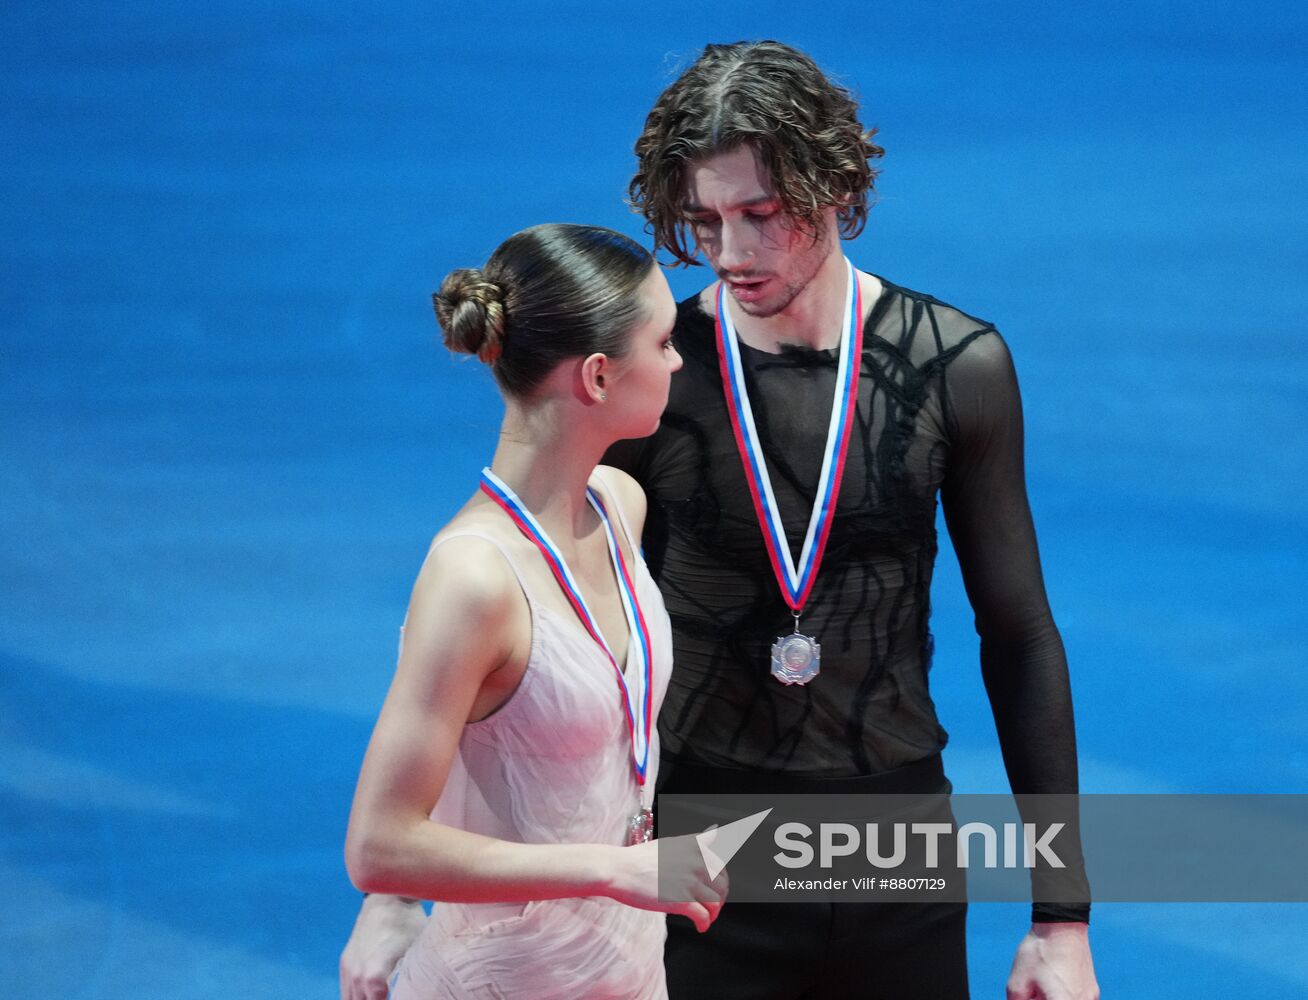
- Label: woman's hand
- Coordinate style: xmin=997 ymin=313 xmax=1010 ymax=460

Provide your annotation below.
xmin=601 ymin=835 xmax=729 ymax=933
xmin=338 ymin=894 xmax=426 ymax=1000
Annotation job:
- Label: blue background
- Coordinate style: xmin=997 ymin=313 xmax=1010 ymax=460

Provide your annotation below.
xmin=3 ymin=2 xmax=1305 ymax=995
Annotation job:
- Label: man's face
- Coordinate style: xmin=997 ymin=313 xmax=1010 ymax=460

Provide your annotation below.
xmin=682 ymin=145 xmax=840 ymax=318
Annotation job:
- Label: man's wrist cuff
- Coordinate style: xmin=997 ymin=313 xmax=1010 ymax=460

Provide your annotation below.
xmin=1032 ymin=902 xmax=1090 ymax=924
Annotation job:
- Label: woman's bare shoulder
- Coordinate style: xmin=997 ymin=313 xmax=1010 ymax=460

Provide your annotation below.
xmin=409 ymin=501 xmax=524 ymax=651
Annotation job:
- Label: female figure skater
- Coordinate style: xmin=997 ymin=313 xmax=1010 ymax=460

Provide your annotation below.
xmin=345 ymin=223 xmax=724 ymax=999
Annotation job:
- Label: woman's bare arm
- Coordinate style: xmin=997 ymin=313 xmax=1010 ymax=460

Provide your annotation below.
xmin=344 ymin=533 xmax=723 ymax=921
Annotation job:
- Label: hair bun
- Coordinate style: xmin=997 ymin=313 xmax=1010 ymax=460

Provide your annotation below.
xmin=433 ymin=268 xmax=506 ymax=364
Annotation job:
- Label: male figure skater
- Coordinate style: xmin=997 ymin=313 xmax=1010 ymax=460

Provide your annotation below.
xmin=342 ymin=40 xmax=1098 ymax=1000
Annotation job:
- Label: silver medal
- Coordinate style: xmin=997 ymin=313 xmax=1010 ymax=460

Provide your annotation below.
xmin=626 ymin=807 xmax=654 ymax=845
xmin=771 ymin=631 xmax=821 ymax=685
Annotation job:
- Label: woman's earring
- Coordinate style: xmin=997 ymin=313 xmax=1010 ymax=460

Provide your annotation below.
xmin=600 ymin=392 xmax=608 ymax=401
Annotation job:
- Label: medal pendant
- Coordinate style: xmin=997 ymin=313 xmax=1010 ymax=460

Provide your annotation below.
xmin=716 ymin=260 xmax=859 ymax=691
xmin=771 ymin=631 xmax=821 ymax=685
xmin=626 ymin=807 xmax=654 ymax=846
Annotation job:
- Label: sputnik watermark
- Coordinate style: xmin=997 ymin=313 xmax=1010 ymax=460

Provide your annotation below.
xmin=774 ymin=821 xmax=1065 ymax=869
xmin=659 ymin=789 xmax=1308 ymax=899
xmin=658 ymin=793 xmax=1308 ymax=903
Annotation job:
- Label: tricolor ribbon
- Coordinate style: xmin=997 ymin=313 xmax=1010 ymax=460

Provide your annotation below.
xmin=715 ymin=258 xmax=863 ymax=613
xmin=479 ymin=468 xmax=654 ymax=785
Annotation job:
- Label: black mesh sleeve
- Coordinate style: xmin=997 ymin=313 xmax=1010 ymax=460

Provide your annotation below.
xmin=941 ymin=332 xmax=1090 ymax=924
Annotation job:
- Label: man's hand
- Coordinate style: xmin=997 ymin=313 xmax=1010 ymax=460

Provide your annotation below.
xmin=339 ymin=894 xmax=426 ymax=1000
xmin=1007 ymin=922 xmax=1099 ymax=1000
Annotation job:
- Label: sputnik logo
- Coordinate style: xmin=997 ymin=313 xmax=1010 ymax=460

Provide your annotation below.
xmin=695 ymin=809 xmax=773 ymax=879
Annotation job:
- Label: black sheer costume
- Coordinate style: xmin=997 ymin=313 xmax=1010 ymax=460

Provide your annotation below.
xmin=607 ymin=277 xmax=1088 ymax=924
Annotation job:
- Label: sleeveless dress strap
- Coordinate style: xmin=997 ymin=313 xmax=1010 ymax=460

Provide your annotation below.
xmin=421 ymin=530 xmax=546 ymax=732
xmin=398 ymin=530 xmax=539 ymax=653
xmin=430 ymin=530 xmax=539 ymax=611
xmin=392 ymin=530 xmax=536 ymax=669
xmin=590 ymin=468 xmax=644 ymax=562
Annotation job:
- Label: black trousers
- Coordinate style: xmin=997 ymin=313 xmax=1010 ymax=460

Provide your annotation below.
xmin=657 ymin=755 xmax=970 ymax=1000
xmin=665 ymin=897 xmax=968 ymax=1000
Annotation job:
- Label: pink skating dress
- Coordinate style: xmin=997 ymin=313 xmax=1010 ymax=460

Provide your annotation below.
xmin=388 ymin=480 xmax=672 ymax=999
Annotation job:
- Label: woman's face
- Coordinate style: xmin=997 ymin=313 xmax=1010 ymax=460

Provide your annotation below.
xmin=606 ymin=266 xmax=681 ymax=439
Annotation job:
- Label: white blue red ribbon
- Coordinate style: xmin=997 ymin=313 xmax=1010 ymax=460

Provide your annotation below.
xmin=715 ymin=258 xmax=863 ymax=613
xmin=479 ymin=468 xmax=654 ymax=785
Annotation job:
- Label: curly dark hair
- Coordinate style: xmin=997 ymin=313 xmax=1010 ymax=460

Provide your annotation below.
xmin=629 ymin=41 xmax=885 ymax=267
